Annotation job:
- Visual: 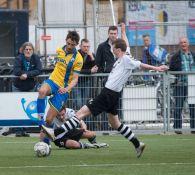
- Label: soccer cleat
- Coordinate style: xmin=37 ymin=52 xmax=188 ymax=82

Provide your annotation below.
xmin=93 ymin=143 xmax=109 ymax=148
xmin=83 ymin=143 xmax=96 ymax=149
xmin=136 ymin=142 xmax=146 ymax=158
xmin=41 ymin=125 xmax=55 ymax=141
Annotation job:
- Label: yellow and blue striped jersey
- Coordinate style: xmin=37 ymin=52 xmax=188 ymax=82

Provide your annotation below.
xmin=49 ymin=47 xmax=83 ymax=87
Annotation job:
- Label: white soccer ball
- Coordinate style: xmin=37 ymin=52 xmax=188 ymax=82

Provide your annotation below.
xmin=34 ymin=142 xmax=50 ymax=157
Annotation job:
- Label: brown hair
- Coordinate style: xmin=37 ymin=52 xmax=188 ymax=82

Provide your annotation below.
xmin=81 ymin=38 xmax=89 ymax=44
xmin=66 ymin=30 xmax=80 ymax=44
xmin=108 ymin=26 xmax=118 ymax=33
xmin=113 ymin=38 xmax=127 ymax=52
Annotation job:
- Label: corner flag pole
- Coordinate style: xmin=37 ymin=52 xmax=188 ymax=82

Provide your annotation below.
xmin=110 ymin=0 xmax=116 ymax=25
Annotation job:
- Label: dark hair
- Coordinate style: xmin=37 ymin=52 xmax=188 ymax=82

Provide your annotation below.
xmin=142 ymin=34 xmax=150 ymax=38
xmin=108 ymin=26 xmax=118 ymax=33
xmin=113 ymin=38 xmax=127 ymax=52
xmin=81 ymin=38 xmax=89 ymax=44
xmin=66 ymin=30 xmax=80 ymax=44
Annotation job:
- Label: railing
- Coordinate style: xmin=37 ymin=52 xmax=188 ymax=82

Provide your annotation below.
xmin=0 ymin=72 xmax=195 ymax=133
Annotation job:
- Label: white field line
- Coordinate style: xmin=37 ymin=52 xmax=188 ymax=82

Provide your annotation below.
xmin=0 ymin=162 xmax=194 ymax=169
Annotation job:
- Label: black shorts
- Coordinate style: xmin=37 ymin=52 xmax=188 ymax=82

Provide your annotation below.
xmin=86 ymin=87 xmax=120 ymax=116
xmin=54 ymin=129 xmax=84 ymax=148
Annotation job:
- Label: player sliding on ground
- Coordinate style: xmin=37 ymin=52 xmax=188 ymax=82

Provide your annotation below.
xmin=41 ymin=106 xmax=108 ymax=149
xmin=42 ymin=38 xmax=168 ymax=158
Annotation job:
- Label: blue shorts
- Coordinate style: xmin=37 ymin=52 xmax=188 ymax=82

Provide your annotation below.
xmin=44 ymin=79 xmax=69 ymax=112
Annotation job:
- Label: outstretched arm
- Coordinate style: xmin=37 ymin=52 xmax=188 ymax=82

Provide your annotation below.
xmin=140 ymin=63 xmax=168 ymax=72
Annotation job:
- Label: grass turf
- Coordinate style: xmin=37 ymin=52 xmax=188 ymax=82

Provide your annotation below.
xmin=0 ymin=134 xmax=195 ymax=175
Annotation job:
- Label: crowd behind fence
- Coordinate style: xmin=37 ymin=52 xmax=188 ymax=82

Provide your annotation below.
xmin=0 ymin=71 xmax=195 ymax=133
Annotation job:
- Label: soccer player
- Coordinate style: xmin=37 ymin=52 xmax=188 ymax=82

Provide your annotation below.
xmin=42 ymin=38 xmax=168 ymax=158
xmin=37 ymin=31 xmax=83 ymax=126
xmin=42 ymin=107 xmax=108 ymax=149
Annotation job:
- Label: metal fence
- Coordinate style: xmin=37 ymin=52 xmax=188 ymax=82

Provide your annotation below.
xmin=1 ymin=71 xmax=195 ymax=133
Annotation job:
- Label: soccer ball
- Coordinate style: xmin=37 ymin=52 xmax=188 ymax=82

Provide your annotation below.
xmin=34 ymin=142 xmax=50 ymax=157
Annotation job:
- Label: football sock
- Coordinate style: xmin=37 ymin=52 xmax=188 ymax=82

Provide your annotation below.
xmin=79 ymin=142 xmax=84 ymax=149
xmin=37 ymin=98 xmax=46 ymax=125
xmin=117 ymin=123 xmax=140 ymax=148
xmin=88 ymin=136 xmax=97 ymax=144
xmin=43 ymin=137 xmax=50 ymax=145
xmin=61 ymin=116 xmax=80 ymax=132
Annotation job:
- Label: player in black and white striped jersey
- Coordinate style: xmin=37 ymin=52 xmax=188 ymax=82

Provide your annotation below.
xmin=47 ymin=107 xmax=108 ymax=149
xmin=42 ymin=38 xmax=168 ymax=157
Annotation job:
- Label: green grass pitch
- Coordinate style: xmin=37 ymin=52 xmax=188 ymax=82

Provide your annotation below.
xmin=0 ymin=134 xmax=195 ymax=175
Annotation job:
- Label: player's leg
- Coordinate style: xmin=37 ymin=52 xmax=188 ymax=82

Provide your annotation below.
xmin=65 ymin=139 xmax=82 ymax=149
xmin=54 ymin=139 xmax=95 ymax=149
xmin=82 ymin=130 xmax=97 ymax=144
xmin=54 ymin=129 xmax=95 ymax=149
xmin=41 ymin=106 xmax=58 ymax=144
xmin=37 ymin=83 xmax=51 ymax=125
xmin=39 ymin=130 xmax=51 ymax=146
xmin=45 ymin=92 xmax=105 ymax=136
xmin=59 ymin=91 xmax=106 ymax=133
xmin=37 ymin=79 xmax=60 ymax=125
xmin=45 ymin=106 xmax=58 ymax=125
xmin=59 ymin=105 xmax=91 ymax=134
xmin=41 ymin=92 xmax=70 ymax=141
xmin=108 ymin=113 xmax=145 ymax=158
xmin=82 ymin=130 xmax=109 ymax=148
xmin=40 ymin=107 xmax=57 ymax=145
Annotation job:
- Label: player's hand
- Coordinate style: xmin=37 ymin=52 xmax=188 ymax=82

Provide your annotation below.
xmin=20 ymin=74 xmax=27 ymax=80
xmin=58 ymin=87 xmax=69 ymax=94
xmin=157 ymin=65 xmax=169 ymax=72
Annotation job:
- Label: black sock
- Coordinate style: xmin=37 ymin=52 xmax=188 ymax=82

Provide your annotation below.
xmin=88 ymin=136 xmax=97 ymax=144
xmin=117 ymin=123 xmax=140 ymax=148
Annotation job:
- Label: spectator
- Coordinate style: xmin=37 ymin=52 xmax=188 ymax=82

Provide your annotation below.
xmin=11 ymin=42 xmax=42 ymax=137
xmin=142 ymin=34 xmax=167 ymax=66
xmin=169 ymin=37 xmax=195 ymax=134
xmin=142 ymin=34 xmax=168 ymax=83
xmin=72 ymin=39 xmax=98 ymax=109
xmin=12 ymin=42 xmax=42 ymax=92
xmin=95 ymin=25 xmax=118 ymax=73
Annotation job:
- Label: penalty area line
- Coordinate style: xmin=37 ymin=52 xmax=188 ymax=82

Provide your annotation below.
xmin=0 ymin=162 xmax=195 ymax=169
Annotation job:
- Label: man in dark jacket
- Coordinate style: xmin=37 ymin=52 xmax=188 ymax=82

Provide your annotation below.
xmin=95 ymin=26 xmax=118 ymax=73
xmin=169 ymin=37 xmax=195 ymax=134
xmin=12 ymin=42 xmax=42 ymax=92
